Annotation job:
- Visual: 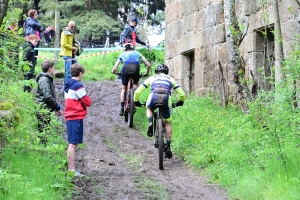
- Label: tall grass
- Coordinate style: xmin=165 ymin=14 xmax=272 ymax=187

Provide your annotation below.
xmin=135 ymin=92 xmax=300 ymax=199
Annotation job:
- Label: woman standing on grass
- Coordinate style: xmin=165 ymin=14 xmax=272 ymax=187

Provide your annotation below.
xmin=24 ymin=9 xmax=43 ymax=62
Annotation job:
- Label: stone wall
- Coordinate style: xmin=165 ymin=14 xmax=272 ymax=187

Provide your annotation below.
xmin=165 ymin=0 xmax=300 ymax=100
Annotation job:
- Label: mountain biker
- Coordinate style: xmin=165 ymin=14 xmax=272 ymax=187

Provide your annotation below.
xmin=112 ymin=43 xmax=151 ymax=116
xmin=133 ymin=64 xmax=186 ymax=159
xmin=120 ymin=16 xmax=150 ymax=48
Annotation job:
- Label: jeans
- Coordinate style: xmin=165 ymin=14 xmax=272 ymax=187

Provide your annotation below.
xmin=63 ymin=55 xmax=77 ymax=83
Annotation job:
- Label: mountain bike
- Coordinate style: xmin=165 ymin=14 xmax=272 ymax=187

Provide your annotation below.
xmin=151 ymin=103 xmax=177 ymax=170
xmin=115 ymin=73 xmax=146 ymax=128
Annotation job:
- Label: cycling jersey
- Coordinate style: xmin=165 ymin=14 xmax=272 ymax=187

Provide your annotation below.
xmin=118 ymin=51 xmax=144 ymax=65
xmin=118 ymin=51 xmax=145 ymax=86
xmin=134 ymin=73 xmax=186 ymax=121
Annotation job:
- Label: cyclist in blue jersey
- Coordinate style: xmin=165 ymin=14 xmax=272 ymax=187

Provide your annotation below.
xmin=112 ymin=43 xmax=151 ymax=116
xmin=133 ymin=64 xmax=186 ymax=159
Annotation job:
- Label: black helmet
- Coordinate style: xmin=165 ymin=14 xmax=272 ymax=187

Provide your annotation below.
xmin=129 ymin=16 xmax=139 ymax=23
xmin=155 ymin=64 xmax=169 ymax=75
xmin=124 ymin=43 xmax=134 ymax=50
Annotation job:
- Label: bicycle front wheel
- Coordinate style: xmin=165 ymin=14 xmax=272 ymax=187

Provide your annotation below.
xmin=157 ymin=118 xmax=164 ymax=170
xmin=127 ymin=88 xmax=134 ymax=128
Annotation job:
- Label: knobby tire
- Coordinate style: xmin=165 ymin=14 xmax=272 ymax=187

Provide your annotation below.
xmin=128 ymin=87 xmax=134 ymax=128
xmin=158 ymin=116 xmax=164 ymax=170
xmin=124 ymin=89 xmax=128 ymax=122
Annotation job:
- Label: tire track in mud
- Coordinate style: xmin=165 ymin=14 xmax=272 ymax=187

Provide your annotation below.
xmin=56 ymin=80 xmax=229 ymax=200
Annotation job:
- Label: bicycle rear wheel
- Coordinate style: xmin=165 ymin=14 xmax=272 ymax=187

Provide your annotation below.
xmin=157 ymin=117 xmax=164 ymax=170
xmin=127 ymin=88 xmax=134 ymax=127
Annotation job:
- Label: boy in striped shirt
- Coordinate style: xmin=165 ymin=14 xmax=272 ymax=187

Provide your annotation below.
xmin=64 ymin=63 xmax=92 ymax=177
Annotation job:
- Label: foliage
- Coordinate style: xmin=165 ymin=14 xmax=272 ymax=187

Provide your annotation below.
xmin=0 ymin=25 xmax=73 ymax=199
xmin=7 ymin=0 xmax=165 ymax=40
xmin=38 ymin=1 xmax=121 ymax=39
xmin=134 ymin=40 xmax=300 ymax=199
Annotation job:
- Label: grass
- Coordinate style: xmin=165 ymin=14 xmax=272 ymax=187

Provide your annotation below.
xmin=0 ymin=147 xmax=72 ymax=200
xmin=34 ymin=48 xmax=164 ymax=81
xmin=3 ymin=46 xmax=300 ymax=199
xmin=119 ymin=153 xmax=144 ymax=171
xmin=133 ymin=176 xmax=169 ymax=200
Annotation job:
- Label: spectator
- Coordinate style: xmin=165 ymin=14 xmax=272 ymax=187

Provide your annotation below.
xmin=64 ymin=63 xmax=92 ymax=177
xmin=35 ymin=60 xmax=62 ymax=142
xmin=23 ymin=34 xmax=39 ymax=92
xmin=59 ymin=21 xmax=79 ymax=83
xmin=120 ymin=16 xmax=150 ymax=48
xmin=44 ymin=25 xmax=55 ymax=46
xmin=24 ymin=9 xmax=43 ymax=61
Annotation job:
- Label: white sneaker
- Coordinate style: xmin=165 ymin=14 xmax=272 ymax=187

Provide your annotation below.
xmin=74 ymin=171 xmax=85 ymax=177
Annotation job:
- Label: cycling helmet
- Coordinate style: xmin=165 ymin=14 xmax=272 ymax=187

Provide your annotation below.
xmin=124 ymin=43 xmax=134 ymax=50
xmin=129 ymin=16 xmax=139 ymax=23
xmin=155 ymin=64 xmax=169 ymax=75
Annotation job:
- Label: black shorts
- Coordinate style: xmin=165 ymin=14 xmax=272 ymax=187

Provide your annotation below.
xmin=121 ymin=63 xmax=140 ymax=86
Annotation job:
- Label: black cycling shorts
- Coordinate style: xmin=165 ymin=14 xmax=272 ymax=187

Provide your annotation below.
xmin=121 ymin=63 xmax=140 ymax=86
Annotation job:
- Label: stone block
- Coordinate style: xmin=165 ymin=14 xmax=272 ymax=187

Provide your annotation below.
xmin=183 ymin=14 xmax=194 ymax=35
xmin=281 ymin=20 xmax=298 ymax=54
xmin=215 ymin=1 xmax=224 ymax=25
xmin=183 ymin=0 xmax=199 ymax=15
xmin=169 ymin=21 xmax=183 ymax=40
xmin=194 ymin=10 xmax=206 ymax=31
xmin=165 ymin=1 xmax=183 ymax=24
xmin=241 ymin=0 xmax=256 ymax=16
xmin=179 ymin=33 xmax=196 ymax=53
xmin=165 ymin=41 xmax=178 ymax=59
xmin=212 ymin=23 xmax=226 ymax=44
xmin=217 ymin=42 xmax=229 ymax=65
xmin=278 ymin=0 xmax=299 ymax=23
xmin=174 ymin=55 xmax=183 ymax=80
xmin=240 ymin=32 xmax=254 ymax=54
xmin=166 ymin=59 xmax=175 ymax=76
xmin=205 ymin=4 xmax=216 ymax=28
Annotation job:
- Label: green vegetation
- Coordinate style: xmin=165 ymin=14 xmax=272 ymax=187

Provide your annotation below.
xmin=133 ymin=48 xmax=300 ymax=199
xmin=35 ymin=48 xmax=164 ymax=81
xmin=2 ymin=22 xmax=300 ymax=198
xmin=0 ymin=29 xmax=164 ymax=200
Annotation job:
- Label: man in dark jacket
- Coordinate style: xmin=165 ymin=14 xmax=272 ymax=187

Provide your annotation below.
xmin=35 ymin=60 xmax=62 ymax=136
xmin=120 ymin=16 xmax=149 ymax=48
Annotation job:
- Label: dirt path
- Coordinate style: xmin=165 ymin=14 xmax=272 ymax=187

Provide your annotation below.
xmin=55 ymin=80 xmax=229 ymax=200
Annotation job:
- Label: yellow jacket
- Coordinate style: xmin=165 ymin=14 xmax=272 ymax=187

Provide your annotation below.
xmin=59 ymin=27 xmax=77 ymax=57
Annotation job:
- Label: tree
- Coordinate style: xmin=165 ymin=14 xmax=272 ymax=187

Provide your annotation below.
xmin=0 ymin=0 xmax=9 ymax=25
xmin=224 ymin=0 xmax=252 ymax=113
xmin=273 ymin=0 xmax=284 ymax=83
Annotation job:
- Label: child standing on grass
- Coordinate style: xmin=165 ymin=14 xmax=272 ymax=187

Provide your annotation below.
xmin=23 ymin=34 xmax=39 ymax=92
xmin=35 ymin=60 xmax=62 ymax=137
xmin=64 ymin=63 xmax=92 ymax=177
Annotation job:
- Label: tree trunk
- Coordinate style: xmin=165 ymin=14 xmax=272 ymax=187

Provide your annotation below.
xmin=274 ymin=0 xmax=283 ymax=83
xmin=0 ymin=0 xmax=9 ymax=26
xmin=224 ymin=0 xmax=252 ymax=113
xmin=54 ymin=0 xmax=60 ymax=59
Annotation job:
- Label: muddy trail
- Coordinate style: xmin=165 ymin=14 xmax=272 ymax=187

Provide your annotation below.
xmin=55 ymin=80 xmax=229 ymax=200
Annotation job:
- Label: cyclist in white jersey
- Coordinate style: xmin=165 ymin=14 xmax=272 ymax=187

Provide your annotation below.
xmin=133 ymin=64 xmax=186 ymax=159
